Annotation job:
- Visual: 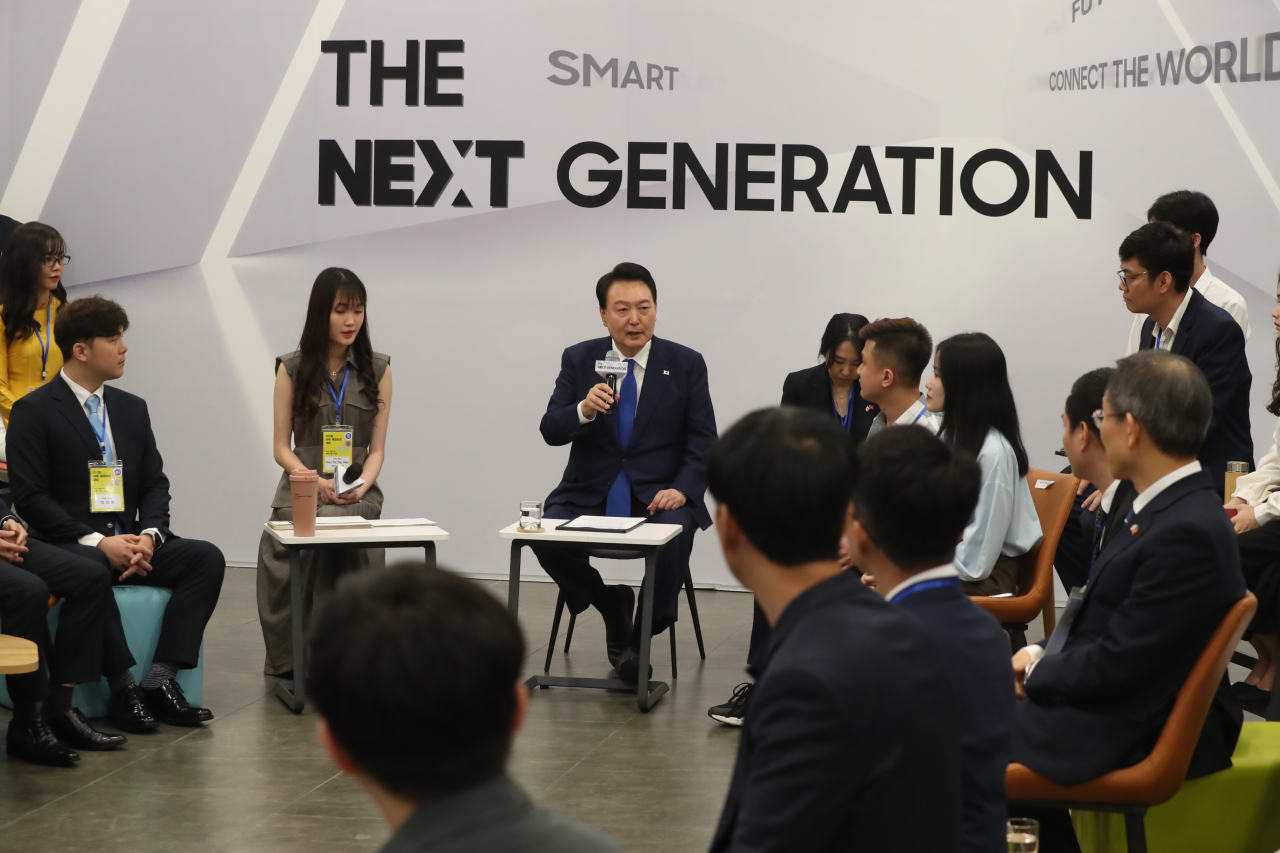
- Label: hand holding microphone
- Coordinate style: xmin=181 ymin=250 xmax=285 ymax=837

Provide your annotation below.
xmin=585 ymin=348 xmax=627 ymax=419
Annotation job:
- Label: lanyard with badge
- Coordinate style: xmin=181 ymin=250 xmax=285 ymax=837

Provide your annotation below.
xmin=86 ymin=396 xmax=124 ymax=512
xmin=29 ymin=300 xmax=52 ymax=394
xmin=321 ymin=367 xmax=354 ymax=474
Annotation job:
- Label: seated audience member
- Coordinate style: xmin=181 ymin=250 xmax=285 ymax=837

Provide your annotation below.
xmin=0 ymin=222 xmax=69 ymax=425
xmin=924 ymin=333 xmax=1041 ymax=596
xmin=309 ymin=563 xmax=621 ymax=853
xmin=1135 ymin=190 xmax=1248 ymax=344
xmin=1117 ymin=221 xmax=1251 ymax=497
xmin=857 ymin=316 xmax=938 ymax=435
xmin=0 ymin=214 xmax=18 ymax=260
xmin=709 ymin=312 xmax=876 ymax=727
xmin=1225 ymin=269 xmax=1280 ymax=702
xmin=1012 ymin=352 xmax=1246 ymax=853
xmin=8 ymin=296 xmax=225 ymax=729
xmin=1057 ymin=368 xmax=1136 ymax=593
xmin=708 ymin=407 xmax=962 ymax=853
xmin=853 ymin=426 xmax=1015 ymax=853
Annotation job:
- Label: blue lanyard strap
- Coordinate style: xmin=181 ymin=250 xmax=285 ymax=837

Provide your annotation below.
xmin=891 ymin=577 xmax=961 ymax=603
xmin=33 ymin=300 xmax=51 ymax=381
xmin=87 ymin=399 xmax=111 ymax=460
xmin=836 ymin=386 xmax=855 ymax=432
xmin=327 ymin=367 xmax=350 ymax=424
xmin=911 ymin=406 xmax=927 ymax=424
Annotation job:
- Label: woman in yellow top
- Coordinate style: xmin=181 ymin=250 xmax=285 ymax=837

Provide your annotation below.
xmin=0 ymin=222 xmax=68 ymax=426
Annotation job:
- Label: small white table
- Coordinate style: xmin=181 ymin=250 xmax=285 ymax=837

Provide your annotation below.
xmin=499 ymin=518 xmax=682 ymax=711
xmin=263 ymin=522 xmax=450 ymax=713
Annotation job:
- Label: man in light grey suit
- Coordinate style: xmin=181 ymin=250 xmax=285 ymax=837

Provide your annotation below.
xmin=309 ymin=562 xmax=620 ymax=853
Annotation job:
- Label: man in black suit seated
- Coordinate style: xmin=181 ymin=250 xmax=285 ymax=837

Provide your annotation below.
xmin=310 ymin=563 xmax=621 ymax=853
xmin=533 ymin=262 xmax=717 ymax=682
xmin=853 ymin=426 xmax=1015 ymax=853
xmin=1011 ymin=352 xmax=1247 ymax=852
xmin=8 ymin=296 xmax=225 ymax=730
xmin=708 ymin=407 xmax=962 ymax=853
xmin=1119 ymin=221 xmax=1251 ymax=497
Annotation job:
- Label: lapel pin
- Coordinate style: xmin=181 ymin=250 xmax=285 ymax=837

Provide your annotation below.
xmin=663 ymin=369 xmax=670 ymax=375
xmin=866 ymin=405 xmax=874 ymax=412
xmin=1130 ymin=524 xmax=1139 ymax=535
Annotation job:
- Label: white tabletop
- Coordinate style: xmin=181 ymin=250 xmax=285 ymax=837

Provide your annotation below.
xmin=264 ymin=523 xmax=449 ymax=546
xmin=498 ymin=517 xmax=681 ymax=546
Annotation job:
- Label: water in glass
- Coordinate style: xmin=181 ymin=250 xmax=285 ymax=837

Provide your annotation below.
xmin=519 ymin=501 xmax=543 ymax=531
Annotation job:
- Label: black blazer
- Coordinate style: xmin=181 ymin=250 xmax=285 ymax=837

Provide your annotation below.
xmin=780 ymin=363 xmax=879 ymax=441
xmin=8 ymin=376 xmax=173 ymax=543
xmin=539 ymin=336 xmax=717 ymax=529
xmin=1078 ymin=479 xmax=1137 ymax=573
xmin=710 ymin=571 xmax=963 ymax=853
xmin=1012 ymin=470 xmax=1245 ymax=786
xmin=0 ymin=215 xmax=18 ymax=259
xmin=1139 ymin=289 xmax=1252 ymax=495
xmin=894 ymin=581 xmax=1015 ymax=853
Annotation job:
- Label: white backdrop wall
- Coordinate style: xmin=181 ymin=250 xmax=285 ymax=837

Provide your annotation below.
xmin=1 ymin=0 xmax=1278 ymax=590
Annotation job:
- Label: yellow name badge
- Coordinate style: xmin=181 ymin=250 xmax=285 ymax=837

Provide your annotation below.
xmin=321 ymin=425 xmax=354 ymax=474
xmin=88 ymin=461 xmax=124 ymax=513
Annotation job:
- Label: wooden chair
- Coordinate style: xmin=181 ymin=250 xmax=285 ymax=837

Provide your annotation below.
xmin=1007 ymin=592 xmax=1256 ymax=853
xmin=971 ymin=468 xmax=1078 ymax=649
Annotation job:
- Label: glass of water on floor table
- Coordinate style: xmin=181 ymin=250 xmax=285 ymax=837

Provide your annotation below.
xmin=1007 ymin=817 xmax=1039 ymax=852
xmin=519 ymin=501 xmax=543 ymax=531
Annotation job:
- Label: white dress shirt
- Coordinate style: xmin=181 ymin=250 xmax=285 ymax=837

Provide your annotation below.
xmin=1233 ymin=420 xmax=1280 ymax=526
xmin=884 ymin=564 xmax=959 ymax=603
xmin=1125 ymin=267 xmax=1249 ymax=354
xmin=1097 ymin=478 xmax=1121 ymax=514
xmin=1125 ymin=288 xmax=1192 ymax=356
xmin=577 ymin=337 xmax=652 ymax=424
xmin=866 ymin=397 xmax=939 ymax=437
xmin=60 ymin=370 xmax=164 ymax=549
xmin=1130 ymin=460 xmax=1202 ymax=516
xmin=953 ymin=428 xmax=1043 ymax=582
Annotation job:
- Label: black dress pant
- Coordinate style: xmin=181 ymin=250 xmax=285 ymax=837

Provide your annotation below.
xmin=0 ymin=541 xmax=115 ymax=704
xmin=52 ymin=537 xmax=225 ymax=672
xmin=746 ymin=600 xmax=769 ymax=678
xmin=1237 ymin=521 xmax=1280 ymax=635
xmin=532 ymin=495 xmax=697 ymax=623
xmin=1052 ymin=485 xmax=1093 ymax=594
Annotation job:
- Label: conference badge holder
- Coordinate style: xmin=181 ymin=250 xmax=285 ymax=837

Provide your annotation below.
xmin=321 ymin=424 xmax=354 ymax=474
xmin=88 ymin=461 xmax=124 ymax=513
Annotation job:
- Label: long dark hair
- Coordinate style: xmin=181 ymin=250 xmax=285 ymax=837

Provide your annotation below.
xmin=936 ymin=332 xmax=1029 ymax=477
xmin=0 ymin=222 xmax=68 ymax=344
xmin=819 ymin=313 xmax=870 ymax=365
xmin=1270 ymin=271 xmax=1280 ymax=417
xmin=292 ymin=268 xmax=380 ymax=422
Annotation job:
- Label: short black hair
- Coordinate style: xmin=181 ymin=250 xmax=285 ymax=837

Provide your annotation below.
xmin=858 ymin=317 xmax=933 ymax=386
xmin=596 ymin=262 xmax=656 ymax=309
xmin=709 ymin=407 xmax=857 ymax=565
xmin=819 ymin=313 xmax=870 ymax=365
xmin=854 ymin=426 xmax=981 ymax=571
xmin=53 ymin=295 xmax=129 ymax=362
xmin=1065 ymin=367 xmax=1114 ymax=438
xmin=1148 ymin=190 xmax=1219 ymax=255
xmin=309 ymin=563 xmax=525 ymax=801
xmin=1119 ymin=221 xmax=1195 ymax=293
xmin=1106 ymin=351 xmax=1211 ymax=459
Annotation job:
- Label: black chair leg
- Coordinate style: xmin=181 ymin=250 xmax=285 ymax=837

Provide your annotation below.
xmin=1004 ymin=623 xmax=1028 ymax=652
xmin=564 ymin=611 xmax=577 ymax=653
xmin=1124 ymin=813 xmax=1147 ymax=853
xmin=670 ymin=623 xmax=678 ymax=679
xmin=684 ymin=568 xmax=706 ymax=660
xmin=545 ymin=591 xmax=567 ymax=673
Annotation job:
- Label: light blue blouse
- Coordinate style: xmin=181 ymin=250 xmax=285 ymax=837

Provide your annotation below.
xmin=954 ymin=428 xmax=1043 ymax=582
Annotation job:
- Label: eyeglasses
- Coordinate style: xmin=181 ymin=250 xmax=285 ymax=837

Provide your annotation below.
xmin=1117 ymin=269 xmax=1152 ymax=290
xmin=43 ymin=254 xmax=70 ymax=268
xmin=1092 ymin=408 xmax=1125 ymax=430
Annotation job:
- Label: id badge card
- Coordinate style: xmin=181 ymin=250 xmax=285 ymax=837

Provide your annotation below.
xmin=321 ymin=425 xmax=354 ymax=474
xmin=88 ymin=461 xmax=124 ymax=513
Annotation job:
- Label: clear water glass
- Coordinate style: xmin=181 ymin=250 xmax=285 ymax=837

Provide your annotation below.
xmin=1007 ymin=817 xmax=1039 ymax=852
xmin=519 ymin=501 xmax=543 ymax=531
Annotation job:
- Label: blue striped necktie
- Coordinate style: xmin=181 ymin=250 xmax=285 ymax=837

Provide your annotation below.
xmin=85 ymin=395 xmax=115 ymax=462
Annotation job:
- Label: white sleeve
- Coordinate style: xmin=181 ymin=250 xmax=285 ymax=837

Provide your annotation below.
xmin=1223 ymin=292 xmax=1251 ymax=341
xmin=954 ymin=438 xmax=1015 ymax=582
xmin=1234 ymin=438 xmax=1280 ymax=506
xmin=577 ymin=401 xmax=595 ymax=425
xmin=77 ymin=532 xmax=105 ymax=547
xmin=1125 ymin=314 xmax=1144 ymax=356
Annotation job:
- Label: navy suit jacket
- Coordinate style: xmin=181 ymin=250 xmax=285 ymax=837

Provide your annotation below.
xmin=1013 ymin=470 xmax=1245 ymax=786
xmin=8 ymin=377 xmax=173 ymax=543
xmin=711 ymin=571 xmax=963 ymax=853
xmin=539 ymin=336 xmax=716 ymax=529
xmin=894 ymin=580 xmax=1014 ymax=853
xmin=0 ymin=215 xmax=18 ymax=259
xmin=780 ymin=363 xmax=879 ymax=441
xmin=1139 ymin=289 xmax=1252 ymax=494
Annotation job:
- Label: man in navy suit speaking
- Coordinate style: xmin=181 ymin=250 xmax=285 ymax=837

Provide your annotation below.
xmin=533 ymin=262 xmax=717 ymax=682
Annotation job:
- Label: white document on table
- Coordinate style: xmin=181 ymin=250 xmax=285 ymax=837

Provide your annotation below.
xmin=369 ymin=518 xmax=436 ymax=528
xmin=558 ymin=516 xmax=646 ymax=534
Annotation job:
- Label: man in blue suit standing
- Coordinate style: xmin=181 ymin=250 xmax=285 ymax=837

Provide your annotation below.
xmin=534 ymin=262 xmax=717 ymax=682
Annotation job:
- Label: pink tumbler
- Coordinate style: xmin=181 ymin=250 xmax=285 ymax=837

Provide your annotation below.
xmin=290 ymin=469 xmax=319 ymax=537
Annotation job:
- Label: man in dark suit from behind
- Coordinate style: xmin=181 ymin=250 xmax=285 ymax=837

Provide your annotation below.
xmin=1011 ymin=352 xmax=1247 ymax=852
xmin=0 ymin=214 xmax=19 ymax=260
xmin=8 ymin=296 xmax=225 ymax=730
xmin=708 ymin=407 xmax=962 ymax=853
xmin=533 ymin=262 xmax=717 ymax=682
xmin=1119 ymin=221 xmax=1252 ymax=497
xmin=852 ymin=425 xmax=1015 ymax=853
xmin=310 ymin=563 xmax=621 ymax=853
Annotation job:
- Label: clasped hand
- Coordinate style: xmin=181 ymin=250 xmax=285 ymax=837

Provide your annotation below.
xmin=98 ymin=533 xmax=155 ymax=579
xmin=296 ymin=468 xmax=367 ymax=506
xmin=0 ymin=519 xmax=29 ymax=564
xmin=581 ymin=383 xmax=620 ymax=419
xmin=1226 ymin=497 xmax=1259 ymax=534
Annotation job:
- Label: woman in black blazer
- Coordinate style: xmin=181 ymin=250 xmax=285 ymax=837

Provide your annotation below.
xmin=780 ymin=313 xmax=879 ymax=440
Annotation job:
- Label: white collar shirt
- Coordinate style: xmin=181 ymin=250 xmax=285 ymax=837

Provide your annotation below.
xmin=1130 ymin=461 xmax=1202 ymax=517
xmin=1125 ymin=266 xmax=1249 ymax=354
xmin=867 ymin=397 xmax=938 ymax=436
xmin=577 ymin=337 xmax=653 ymax=424
xmin=885 ymin=564 xmax=959 ymax=603
xmin=1098 ymin=479 xmax=1121 ymax=515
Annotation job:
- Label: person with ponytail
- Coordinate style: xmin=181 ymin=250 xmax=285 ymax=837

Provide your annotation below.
xmin=256 ymin=268 xmax=393 ymax=679
xmin=924 ymin=333 xmax=1041 ymax=596
xmin=0 ymin=222 xmax=69 ymax=432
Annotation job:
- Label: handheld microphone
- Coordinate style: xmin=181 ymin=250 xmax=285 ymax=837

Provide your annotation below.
xmin=343 ymin=462 xmax=364 ymax=484
xmin=602 ymin=349 xmax=622 ymax=417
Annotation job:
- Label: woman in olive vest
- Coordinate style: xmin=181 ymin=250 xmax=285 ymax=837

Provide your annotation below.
xmin=256 ymin=267 xmax=392 ymax=678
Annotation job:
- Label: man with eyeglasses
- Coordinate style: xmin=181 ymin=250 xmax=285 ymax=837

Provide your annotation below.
xmin=1115 ymin=221 xmax=1251 ymax=498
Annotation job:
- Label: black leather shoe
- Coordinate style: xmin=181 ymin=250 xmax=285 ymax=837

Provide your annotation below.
xmin=44 ymin=707 xmax=127 ymax=750
xmin=615 ymin=647 xmax=653 ymax=684
xmin=6 ymin=718 xmax=79 ymax=767
xmin=142 ymin=679 xmax=213 ymax=726
xmin=109 ymin=685 xmax=160 ymax=733
xmin=597 ymin=584 xmax=635 ymax=668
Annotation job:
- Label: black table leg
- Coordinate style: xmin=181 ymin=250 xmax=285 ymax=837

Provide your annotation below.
xmin=423 ymin=541 xmax=437 ymax=567
xmin=274 ymin=548 xmax=306 ymax=713
xmin=508 ymin=541 xmax=523 ymax=618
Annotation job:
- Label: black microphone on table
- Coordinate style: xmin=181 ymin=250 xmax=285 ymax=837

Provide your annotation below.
xmin=603 ymin=348 xmax=622 ymax=417
xmin=343 ymin=462 xmax=364 ymax=484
